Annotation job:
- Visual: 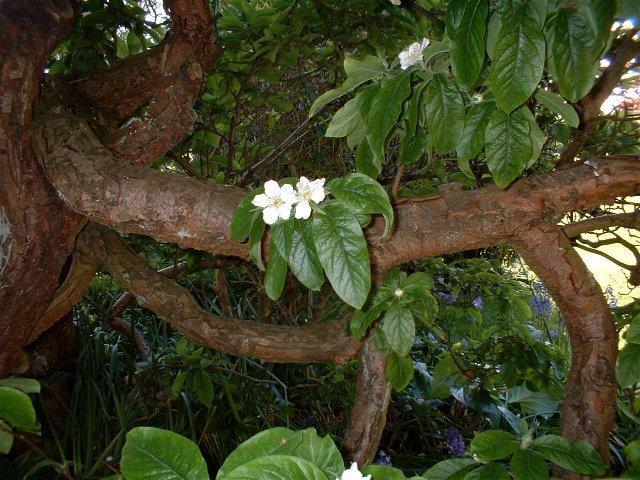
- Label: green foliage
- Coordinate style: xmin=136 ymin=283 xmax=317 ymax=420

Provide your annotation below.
xmin=0 ymin=379 xmax=40 ymax=455
xmin=618 ymin=314 xmax=640 ymax=387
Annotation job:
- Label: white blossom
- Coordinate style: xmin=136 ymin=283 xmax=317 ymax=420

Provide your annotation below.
xmin=389 ymin=0 xmax=401 ymax=5
xmin=394 ymin=288 xmax=404 ymax=297
xmin=294 ymin=176 xmax=326 ymax=220
xmin=252 ymin=180 xmax=297 ymax=225
xmin=398 ymin=38 xmax=430 ymax=70
xmin=336 ymin=463 xmax=371 ymax=480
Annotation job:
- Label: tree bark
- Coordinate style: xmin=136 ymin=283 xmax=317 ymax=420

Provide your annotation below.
xmin=515 ymin=223 xmax=617 ymax=476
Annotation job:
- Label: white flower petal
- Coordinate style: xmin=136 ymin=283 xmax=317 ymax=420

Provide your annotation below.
xmin=262 ymin=206 xmax=279 ymax=225
xmin=295 ymin=201 xmax=312 ymax=219
xmin=421 ymin=37 xmax=430 ymax=50
xmin=280 ymin=184 xmax=298 ymax=204
xmin=296 ymin=176 xmax=310 ymax=191
xmin=310 ymin=187 xmax=325 ymax=203
xmin=264 ymin=180 xmax=280 ymax=197
xmin=251 ymin=193 xmax=271 ymax=208
xmin=278 ymin=202 xmax=292 ymax=220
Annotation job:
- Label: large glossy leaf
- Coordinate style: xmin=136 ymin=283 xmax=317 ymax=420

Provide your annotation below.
xmin=265 ymin=236 xmax=288 ymax=300
xmin=248 ymin=219 xmax=266 ymax=271
xmin=625 ymin=314 xmax=640 ymax=344
xmin=447 ymin=0 xmax=488 ymax=86
xmin=386 ymin=352 xmax=414 ymax=391
xmin=510 ymin=449 xmax=549 ymax=480
xmin=350 ymin=289 xmax=394 ymax=338
xmin=224 ymin=455 xmax=328 ymax=480
xmin=277 ymin=428 xmax=344 ymax=479
xmin=288 ymin=220 xmax=324 ymax=291
xmin=490 ymin=9 xmax=545 ymax=112
xmin=522 ymin=106 xmax=546 ymax=167
xmin=327 ymin=173 xmax=394 ymax=237
xmin=120 ymin=427 xmax=208 ymax=480
xmin=457 ymin=101 xmax=495 ymax=162
xmin=0 ymin=387 xmax=37 ymax=432
xmin=485 ymin=106 xmax=532 ymax=188
xmin=0 ymin=378 xmax=40 ymax=394
xmin=422 ymin=458 xmax=477 ymax=480
xmin=551 ymin=8 xmax=598 ymax=102
xmin=218 ymin=428 xmax=297 ymax=478
xmin=325 ymin=98 xmax=362 ymax=138
xmin=531 ymin=434 xmax=606 ymax=475
xmin=380 ymin=305 xmax=415 ymax=356
xmin=469 ymin=430 xmax=520 ymax=461
xmin=309 ymin=56 xmax=384 ymax=116
xmin=362 ymin=465 xmax=406 ymax=480
xmin=271 ymin=220 xmax=294 ymax=259
xmin=534 ymin=89 xmax=579 ymax=127
xmin=367 ymin=72 xmax=412 ymax=164
xmin=312 ymin=202 xmax=370 ymax=309
xmin=472 ymin=462 xmax=509 ymax=480
xmin=578 ymin=0 xmax=615 ymax=61
xmin=231 ymin=188 xmax=262 ymax=242
xmin=399 ymin=128 xmax=429 ymax=166
xmin=617 ymin=343 xmax=640 ymax=387
xmin=423 ymin=74 xmax=464 ymax=153
xmin=0 ymin=419 xmax=14 ymax=454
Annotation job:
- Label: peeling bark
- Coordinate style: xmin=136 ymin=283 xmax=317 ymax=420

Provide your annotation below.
xmin=515 ymin=224 xmax=617 ymax=475
xmin=85 ymin=225 xmax=361 ymax=364
xmin=343 ymin=337 xmax=391 ymax=465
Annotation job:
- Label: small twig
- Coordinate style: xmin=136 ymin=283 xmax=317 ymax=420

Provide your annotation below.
xmin=391 ymin=164 xmax=406 ymax=200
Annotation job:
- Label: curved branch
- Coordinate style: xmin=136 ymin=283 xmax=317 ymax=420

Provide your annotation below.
xmin=514 ymin=223 xmax=617 ymax=471
xmin=84 ymin=225 xmax=361 ymax=364
xmin=562 ymin=211 xmax=640 ymax=238
xmin=342 ymin=336 xmax=391 ymax=466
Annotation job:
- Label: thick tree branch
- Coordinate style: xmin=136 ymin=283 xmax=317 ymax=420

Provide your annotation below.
xmin=84 ymin=225 xmax=361 ymax=364
xmin=342 ymin=336 xmax=391 ymax=465
xmin=515 ymin=223 xmax=617 ymax=471
xmin=562 ymin=211 xmax=640 ymax=238
xmin=35 ymin=111 xmax=640 ymax=272
xmin=558 ymin=33 xmax=640 ymax=166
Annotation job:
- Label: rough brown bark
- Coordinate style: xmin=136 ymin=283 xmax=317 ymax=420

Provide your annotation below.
xmin=85 ymin=225 xmax=361 ymax=364
xmin=0 ymin=0 xmax=84 ymax=376
xmin=515 ymin=224 xmax=617 ymax=475
xmin=342 ymin=337 xmax=391 ymax=465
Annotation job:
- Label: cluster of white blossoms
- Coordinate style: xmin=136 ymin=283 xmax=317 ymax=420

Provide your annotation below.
xmin=337 ymin=463 xmax=371 ymax=480
xmin=252 ymin=177 xmax=326 ymax=225
xmin=398 ymin=38 xmax=430 ymax=70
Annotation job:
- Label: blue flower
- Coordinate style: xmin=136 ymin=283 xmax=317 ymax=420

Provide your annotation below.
xmin=440 ymin=292 xmax=457 ymax=304
xmin=373 ymin=450 xmax=392 ymax=466
xmin=530 ymin=282 xmax=553 ymax=317
xmin=442 ymin=427 xmax=466 ymax=457
xmin=472 ymin=296 xmax=484 ymax=310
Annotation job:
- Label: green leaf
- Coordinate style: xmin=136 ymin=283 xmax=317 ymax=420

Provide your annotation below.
xmin=312 ymin=202 xmax=370 ymax=309
xmin=327 ymin=173 xmax=394 ymax=237
xmin=617 ymin=343 xmax=640 ymax=387
xmin=399 ymin=128 xmax=429 ymax=166
xmin=380 ymin=305 xmax=415 ymax=356
xmin=362 ymin=465 xmax=406 ymax=480
xmin=447 ymin=0 xmax=488 ymax=86
xmin=287 ymin=220 xmax=324 ymax=291
xmin=485 ymin=106 xmax=532 ymax=188
xmin=457 ymin=102 xmax=495 ymax=162
xmin=473 ymin=462 xmax=509 ymax=480
xmin=224 ymin=455 xmax=328 ymax=480
xmin=325 ymin=99 xmax=362 ymax=138
xmin=309 ymin=56 xmax=385 ymax=117
xmin=386 ymin=352 xmax=414 ymax=391
xmin=0 ymin=419 xmax=14 ymax=454
xmin=531 ymin=434 xmax=606 ymax=475
xmin=217 ymin=428 xmax=297 ymax=478
xmin=271 ymin=220 xmax=294 ymax=260
xmin=490 ymin=9 xmax=545 ymax=112
xmin=350 ymin=289 xmax=394 ymax=338
xmin=248 ymin=219 xmax=266 ymax=271
xmin=116 ymin=34 xmax=129 ymax=59
xmin=277 ymin=428 xmax=344 ymax=479
xmin=127 ymin=31 xmax=143 ymax=54
xmin=510 ymin=449 xmax=549 ymax=480
xmin=232 ymin=188 xmax=262 ymax=242
xmin=0 ymin=387 xmax=37 ymax=432
xmin=355 ymin=139 xmax=380 ymax=179
xmin=625 ymin=314 xmax=640 ymax=344
xmin=171 ymin=371 xmax=188 ymax=397
xmin=424 ymin=74 xmax=464 ymax=153
xmin=265 ymin=237 xmax=288 ymax=300
xmin=367 ymin=72 xmax=412 ymax=164
xmin=0 ymin=378 xmax=40 ymax=394
xmin=522 ymin=106 xmax=546 ymax=167
xmin=469 ymin=430 xmax=520 ymax=461
xmin=120 ymin=427 xmax=208 ymax=480
xmin=430 ymin=356 xmax=465 ymax=399
xmin=192 ymin=369 xmax=214 ymax=407
xmin=625 ymin=440 xmax=640 ymax=466
xmin=550 ymin=8 xmax=598 ymax=102
xmin=534 ymin=90 xmax=579 ymax=128
xmin=423 ymin=458 xmax=477 ymax=480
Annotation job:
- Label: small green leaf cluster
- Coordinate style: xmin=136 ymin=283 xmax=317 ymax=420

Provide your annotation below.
xmin=314 ymin=0 xmax=620 ymax=188
xmin=0 ymin=378 xmax=41 ymax=455
xmin=425 ymin=427 xmax=606 ymax=480
xmin=350 ymin=269 xmax=438 ymax=391
xmin=231 ymin=173 xmax=393 ymax=309
xmin=617 ymin=313 xmax=640 ymax=388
